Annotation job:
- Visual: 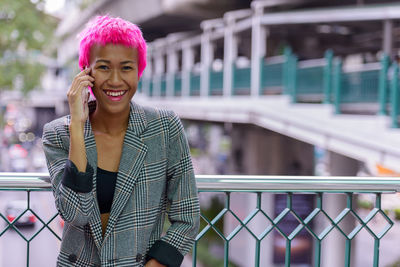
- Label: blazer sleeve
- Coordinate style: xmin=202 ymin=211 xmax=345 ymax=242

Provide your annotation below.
xmin=42 ymin=121 xmax=96 ymax=227
xmin=147 ymin=111 xmax=200 ymax=266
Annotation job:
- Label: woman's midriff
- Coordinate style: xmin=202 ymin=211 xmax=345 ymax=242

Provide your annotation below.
xmin=100 ymin=213 xmax=110 ymax=237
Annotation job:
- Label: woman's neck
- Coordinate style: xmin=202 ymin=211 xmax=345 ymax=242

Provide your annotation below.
xmin=89 ymin=105 xmax=130 ymax=136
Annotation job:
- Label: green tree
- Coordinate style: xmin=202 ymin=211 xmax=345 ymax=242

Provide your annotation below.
xmin=0 ymin=0 xmax=58 ymax=94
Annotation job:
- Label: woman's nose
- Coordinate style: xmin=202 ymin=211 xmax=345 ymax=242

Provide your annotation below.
xmin=108 ymin=70 xmax=123 ymax=86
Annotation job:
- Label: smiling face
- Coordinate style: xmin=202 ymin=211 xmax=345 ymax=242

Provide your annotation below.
xmin=89 ymin=43 xmax=139 ymax=115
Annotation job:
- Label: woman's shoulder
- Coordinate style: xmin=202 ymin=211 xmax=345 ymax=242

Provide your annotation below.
xmin=43 ymin=115 xmax=71 ymax=135
xmin=138 ymin=104 xmax=183 ymax=135
xmin=138 ymin=103 xmax=177 ymax=122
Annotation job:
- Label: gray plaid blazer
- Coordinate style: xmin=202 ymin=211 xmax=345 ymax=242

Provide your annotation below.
xmin=42 ymin=101 xmax=200 ymax=267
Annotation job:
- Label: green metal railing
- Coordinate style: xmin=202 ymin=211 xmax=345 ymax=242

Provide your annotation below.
xmin=149 ymin=79 xmax=154 ymax=97
xmin=141 ymin=50 xmax=400 ymax=128
xmin=233 ymin=66 xmax=251 ymax=95
xmin=190 ymin=72 xmax=201 ymax=96
xmin=261 ymin=57 xmax=285 ymax=94
xmin=174 ymin=73 xmax=182 ymax=96
xmin=137 ymin=79 xmax=143 ymax=93
xmin=160 ymin=75 xmax=167 ymax=97
xmin=296 ymin=59 xmax=325 ymax=100
xmin=341 ymin=65 xmax=381 ymax=104
xmin=1 ymin=174 xmax=400 ymax=267
xmin=210 ymin=69 xmax=224 ymax=96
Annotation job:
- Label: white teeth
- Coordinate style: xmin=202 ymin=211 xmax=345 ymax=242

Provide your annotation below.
xmin=105 ymin=90 xmax=125 ymax=97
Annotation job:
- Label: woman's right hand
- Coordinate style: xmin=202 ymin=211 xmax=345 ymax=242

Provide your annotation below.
xmin=67 ymin=68 xmax=94 ymax=125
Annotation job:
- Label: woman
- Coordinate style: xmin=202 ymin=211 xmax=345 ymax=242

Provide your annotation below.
xmin=42 ymin=15 xmax=200 ymax=267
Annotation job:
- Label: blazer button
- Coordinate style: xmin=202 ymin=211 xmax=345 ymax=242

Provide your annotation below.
xmin=68 ymin=254 xmax=77 ymax=263
xmin=135 ymin=253 xmax=142 ymax=262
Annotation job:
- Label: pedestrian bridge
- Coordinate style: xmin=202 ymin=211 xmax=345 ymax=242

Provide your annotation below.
xmin=137 ymin=94 xmax=400 ymax=174
xmin=136 ymin=3 xmax=400 ymax=173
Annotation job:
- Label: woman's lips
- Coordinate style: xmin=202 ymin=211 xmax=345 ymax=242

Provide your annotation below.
xmin=103 ymin=90 xmax=127 ymax=101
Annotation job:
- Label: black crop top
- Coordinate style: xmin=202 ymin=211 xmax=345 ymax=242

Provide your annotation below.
xmin=96 ymin=167 xmax=117 ymax=214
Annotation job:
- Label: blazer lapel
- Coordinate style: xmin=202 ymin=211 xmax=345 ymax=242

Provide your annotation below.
xmin=77 ymin=111 xmax=103 ymax=252
xmin=103 ymin=102 xmax=148 ymax=240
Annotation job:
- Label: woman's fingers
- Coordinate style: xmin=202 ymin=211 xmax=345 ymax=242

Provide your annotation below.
xmin=68 ymin=74 xmax=94 ymax=96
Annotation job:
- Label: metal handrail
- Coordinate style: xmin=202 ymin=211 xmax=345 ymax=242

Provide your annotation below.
xmin=1 ymin=173 xmax=400 ymax=192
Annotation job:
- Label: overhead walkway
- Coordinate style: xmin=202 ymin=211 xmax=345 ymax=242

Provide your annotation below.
xmin=137 ymin=2 xmax=400 ymax=173
xmin=137 ymin=95 xmax=400 ymax=173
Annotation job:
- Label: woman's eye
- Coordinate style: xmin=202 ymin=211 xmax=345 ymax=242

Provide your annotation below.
xmin=98 ymin=65 xmax=109 ymax=70
xmin=122 ymin=66 xmax=133 ymax=71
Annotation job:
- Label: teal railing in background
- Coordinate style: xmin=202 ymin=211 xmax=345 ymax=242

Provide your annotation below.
xmin=261 ymin=56 xmax=285 ymax=95
xmin=341 ymin=63 xmax=381 ymax=104
xmin=160 ymin=75 xmax=167 ymax=97
xmin=137 ymin=79 xmax=143 ymax=94
xmin=296 ymin=59 xmax=325 ymax=101
xmin=1 ymin=174 xmax=400 ymax=267
xmin=149 ymin=79 xmax=154 ymax=97
xmin=174 ymin=73 xmax=182 ymax=96
xmin=190 ymin=72 xmax=201 ymax=96
xmin=140 ymin=49 xmax=400 ymax=128
xmin=233 ymin=66 xmax=251 ymax=95
xmin=210 ymin=69 xmax=223 ymax=96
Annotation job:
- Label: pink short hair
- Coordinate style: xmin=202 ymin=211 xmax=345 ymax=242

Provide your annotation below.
xmin=78 ymin=15 xmax=147 ymax=78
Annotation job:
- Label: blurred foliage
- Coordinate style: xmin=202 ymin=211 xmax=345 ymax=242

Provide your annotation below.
xmin=66 ymin=0 xmax=97 ymax=11
xmin=357 ymin=199 xmax=373 ymax=210
xmin=197 ymin=195 xmax=239 ymax=267
xmin=394 ymin=208 xmax=400 ymax=220
xmin=78 ymin=0 xmax=98 ymax=10
xmin=196 ymin=242 xmax=238 ymax=267
xmin=0 ymin=0 xmax=58 ymax=93
xmin=200 ymin=195 xmax=225 ymax=242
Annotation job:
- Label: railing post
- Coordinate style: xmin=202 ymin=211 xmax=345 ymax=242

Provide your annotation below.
xmin=231 ymin=63 xmax=236 ymax=95
xmin=200 ymin=25 xmax=214 ymax=98
xmin=166 ymin=48 xmax=178 ymax=97
xmin=182 ymin=42 xmax=195 ymax=97
xmin=333 ymin=58 xmax=343 ymax=114
xmin=290 ymin=55 xmax=298 ymax=103
xmin=223 ymin=17 xmax=237 ymax=98
xmin=323 ymin=49 xmax=334 ymax=104
xmin=259 ymin=57 xmax=264 ymax=95
xmin=378 ymin=54 xmax=390 ymax=115
xmin=251 ymin=6 xmax=268 ymax=98
xmin=391 ymin=62 xmax=399 ymax=128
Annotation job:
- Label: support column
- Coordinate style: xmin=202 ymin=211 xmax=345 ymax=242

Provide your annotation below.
xmin=182 ymin=41 xmax=195 ymax=97
xmin=227 ymin=125 xmax=314 ymax=267
xmin=200 ymin=28 xmax=213 ymax=98
xmin=223 ymin=17 xmax=238 ymax=97
xmin=167 ymin=48 xmax=178 ymax=97
xmin=322 ymin=152 xmax=359 ymax=267
xmin=383 ymin=20 xmax=393 ymax=57
xmin=251 ymin=7 xmax=268 ymax=97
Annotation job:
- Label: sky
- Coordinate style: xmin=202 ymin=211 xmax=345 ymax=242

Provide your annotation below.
xmin=44 ymin=0 xmax=66 ymax=16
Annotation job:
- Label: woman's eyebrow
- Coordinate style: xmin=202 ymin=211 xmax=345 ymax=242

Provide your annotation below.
xmin=95 ymin=59 xmax=110 ymax=64
xmin=120 ymin=60 xmax=136 ymax=64
xmin=95 ymin=59 xmax=136 ymax=64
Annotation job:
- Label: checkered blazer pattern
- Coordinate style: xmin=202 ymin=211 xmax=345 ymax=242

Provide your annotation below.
xmin=42 ymin=101 xmax=200 ymax=267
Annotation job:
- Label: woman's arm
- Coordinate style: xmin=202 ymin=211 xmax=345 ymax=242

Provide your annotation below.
xmin=67 ymin=67 xmax=93 ymax=171
xmin=42 ymin=68 xmax=96 ymax=227
xmin=146 ymin=112 xmax=200 ymax=267
xmin=42 ymin=122 xmax=95 ymax=227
